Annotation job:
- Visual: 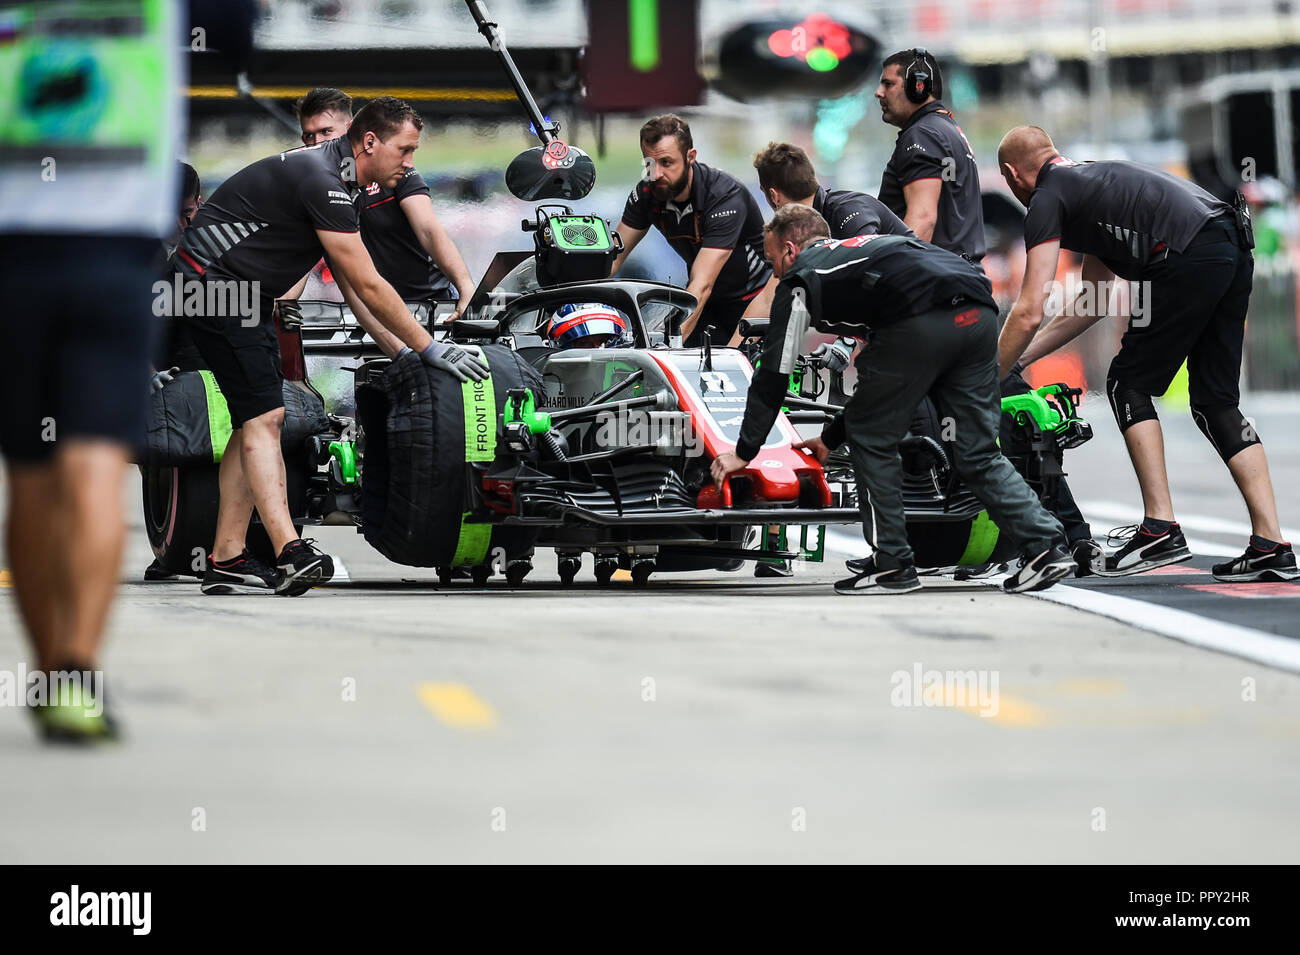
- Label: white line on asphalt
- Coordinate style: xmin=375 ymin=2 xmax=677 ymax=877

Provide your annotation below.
xmin=1080 ymin=499 xmax=1300 ymax=545
xmin=332 ymin=557 xmax=350 ymax=583
xmin=993 ymin=577 xmax=1300 ymax=674
xmin=826 ymin=522 xmax=1299 ymax=673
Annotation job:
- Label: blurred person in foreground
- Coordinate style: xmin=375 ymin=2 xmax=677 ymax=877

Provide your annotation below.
xmin=0 ymin=0 xmax=184 ymax=742
xmin=996 ymin=126 xmax=1295 ymax=582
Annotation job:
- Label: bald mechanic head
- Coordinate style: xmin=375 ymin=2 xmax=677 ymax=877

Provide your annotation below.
xmin=997 ymin=126 xmax=1059 ymax=206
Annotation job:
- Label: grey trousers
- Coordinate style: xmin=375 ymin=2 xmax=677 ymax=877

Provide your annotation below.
xmin=843 ymin=303 xmax=1064 ymax=563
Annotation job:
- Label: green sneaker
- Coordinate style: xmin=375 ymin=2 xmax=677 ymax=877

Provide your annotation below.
xmin=36 ymin=666 xmax=119 ymax=744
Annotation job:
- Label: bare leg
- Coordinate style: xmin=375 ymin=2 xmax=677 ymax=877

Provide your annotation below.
xmin=1225 ymin=444 xmax=1284 ymax=540
xmin=55 ymin=440 xmax=128 ymax=665
xmin=5 ymin=464 xmax=62 ymax=670
xmin=212 ymin=429 xmax=255 ymax=562
xmin=1121 ymin=419 xmax=1175 ymax=522
xmin=238 ymin=408 xmax=297 ymax=554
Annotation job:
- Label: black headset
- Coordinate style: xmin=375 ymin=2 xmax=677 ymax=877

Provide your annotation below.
xmin=904 ymin=48 xmax=938 ymax=104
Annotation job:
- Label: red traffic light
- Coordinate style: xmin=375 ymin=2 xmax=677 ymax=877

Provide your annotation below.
xmin=712 ymin=14 xmax=879 ymax=101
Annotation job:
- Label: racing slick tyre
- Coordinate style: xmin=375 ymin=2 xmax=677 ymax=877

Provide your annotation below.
xmin=142 ymin=462 xmax=306 ymax=577
xmin=356 ymin=345 xmax=541 ymax=569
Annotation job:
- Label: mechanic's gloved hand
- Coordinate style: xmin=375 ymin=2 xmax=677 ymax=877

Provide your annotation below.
xmin=275 ymin=299 xmax=304 ymax=329
xmin=419 ymin=340 xmax=490 ymax=382
xmin=810 ymin=337 xmax=854 ymax=373
xmin=150 ymin=366 xmax=179 ymax=393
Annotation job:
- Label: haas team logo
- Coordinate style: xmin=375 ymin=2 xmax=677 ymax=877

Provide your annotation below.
xmin=365 ymin=181 xmax=381 ymax=196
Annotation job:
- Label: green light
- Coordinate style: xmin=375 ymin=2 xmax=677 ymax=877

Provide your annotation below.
xmin=629 ymin=0 xmax=659 ymax=72
xmin=806 ymin=46 xmax=839 ymax=72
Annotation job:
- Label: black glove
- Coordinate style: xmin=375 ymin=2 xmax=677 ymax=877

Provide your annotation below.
xmin=419 ymin=340 xmax=490 ymax=382
xmin=150 ymin=366 xmax=179 ymax=393
xmin=275 ymin=299 xmax=304 ymax=329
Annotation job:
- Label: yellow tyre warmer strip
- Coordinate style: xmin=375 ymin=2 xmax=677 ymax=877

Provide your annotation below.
xmin=957 ymin=510 xmax=1001 ymax=566
xmin=451 ymin=358 xmax=497 ymax=566
xmin=198 ymin=369 xmax=233 ymax=463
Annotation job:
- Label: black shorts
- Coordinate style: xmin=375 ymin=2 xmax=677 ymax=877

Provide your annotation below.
xmin=178 ymin=283 xmax=283 ymax=428
xmin=1109 ymin=217 xmax=1252 ymax=408
xmin=0 ymin=234 xmax=160 ymax=463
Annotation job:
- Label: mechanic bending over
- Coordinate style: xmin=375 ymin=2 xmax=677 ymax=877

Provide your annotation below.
xmin=876 ymin=49 xmax=984 ymax=263
xmin=282 ymin=87 xmax=477 ymax=356
xmin=711 ymin=205 xmax=1075 ymax=596
xmin=172 ymin=96 xmax=490 ymax=597
xmin=747 ymin=141 xmax=915 ymax=578
xmin=611 ymin=114 xmax=773 ymax=346
xmin=996 ymin=125 xmax=1296 ymax=582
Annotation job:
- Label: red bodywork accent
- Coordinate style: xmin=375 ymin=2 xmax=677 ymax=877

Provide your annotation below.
xmin=643 ymin=353 xmax=833 ymax=509
xmin=482 ymin=478 xmax=516 ymax=515
xmin=275 ymin=311 xmax=307 ymax=381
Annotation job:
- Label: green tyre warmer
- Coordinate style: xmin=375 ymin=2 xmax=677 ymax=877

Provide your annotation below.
xmin=357 ymin=344 xmax=540 ymax=568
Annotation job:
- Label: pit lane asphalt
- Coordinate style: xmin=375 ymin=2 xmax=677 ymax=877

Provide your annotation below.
xmin=0 ymin=396 xmax=1297 ymax=863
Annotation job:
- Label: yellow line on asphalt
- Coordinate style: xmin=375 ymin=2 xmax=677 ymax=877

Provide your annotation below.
xmin=612 ymin=569 xmax=632 ymax=582
xmin=1055 ymin=679 xmax=1126 ymax=696
xmin=417 ymin=682 xmax=498 ymax=729
xmin=0 ymin=568 xmax=10 ymax=588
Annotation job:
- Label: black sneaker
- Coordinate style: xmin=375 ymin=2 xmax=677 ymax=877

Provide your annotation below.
xmin=1070 ymin=538 xmax=1103 ymax=578
xmin=143 ymin=558 xmax=177 ymax=582
xmin=755 ymin=560 xmax=793 ymax=578
xmin=1095 ymin=523 xmax=1192 ymax=577
xmin=1212 ymin=542 xmax=1300 ymax=582
xmin=275 ymin=538 xmax=335 ymax=596
xmin=953 ymin=561 xmax=1006 ymax=581
xmin=835 ymin=555 xmax=922 ymax=595
xmin=202 ymin=551 xmax=281 ymax=595
xmin=1004 ymin=542 xmax=1075 ymax=593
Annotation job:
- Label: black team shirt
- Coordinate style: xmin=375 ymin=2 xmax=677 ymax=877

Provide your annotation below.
xmin=878 ymin=101 xmax=985 ymax=261
xmin=357 ymin=168 xmax=451 ymax=301
xmin=733 ymin=234 xmax=996 ymax=461
xmin=621 ymin=161 xmax=772 ymax=302
xmin=174 ymin=136 xmax=359 ymax=296
xmin=812 ymin=186 xmax=913 ymax=239
xmin=1022 ymin=156 xmax=1232 ymax=279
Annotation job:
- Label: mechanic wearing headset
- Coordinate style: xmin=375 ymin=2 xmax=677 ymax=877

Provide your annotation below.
xmin=877 ymin=48 xmax=984 ymax=263
xmin=611 ymin=114 xmax=773 ymax=346
xmin=712 ymin=204 xmax=1074 ymax=596
xmin=996 ymin=125 xmax=1295 ymax=582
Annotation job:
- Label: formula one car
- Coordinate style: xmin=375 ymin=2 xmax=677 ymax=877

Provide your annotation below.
xmin=139 ymin=0 xmax=1093 ymax=586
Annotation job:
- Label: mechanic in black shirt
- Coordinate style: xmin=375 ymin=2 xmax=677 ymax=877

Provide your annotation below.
xmin=996 ymin=125 xmax=1295 ymax=582
xmin=711 ymin=204 xmax=1073 ymax=595
xmin=612 ymin=114 xmax=773 ymax=346
xmin=172 ymin=97 xmax=489 ymax=597
xmin=290 ymin=88 xmax=475 ymax=343
xmin=876 ymin=49 xmax=985 ymax=261
xmin=753 ymin=140 xmax=913 ymax=240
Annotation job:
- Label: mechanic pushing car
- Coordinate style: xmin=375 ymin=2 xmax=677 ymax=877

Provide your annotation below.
xmin=752 ymin=141 xmax=1097 ymax=577
xmin=280 ymin=88 xmax=477 ymax=355
xmin=711 ymin=204 xmax=1075 ymax=596
xmin=611 ymin=114 xmax=773 ymax=346
xmin=171 ymin=96 xmax=490 ymax=597
xmin=996 ymin=125 xmax=1296 ymax=582
xmin=877 ymin=49 xmax=985 ymax=263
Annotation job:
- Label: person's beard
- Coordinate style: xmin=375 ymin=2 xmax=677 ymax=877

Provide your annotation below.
xmin=650 ymin=162 xmax=690 ymax=201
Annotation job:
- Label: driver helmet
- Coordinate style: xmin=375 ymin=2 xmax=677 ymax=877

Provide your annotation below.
xmin=547 ymin=302 xmax=629 ymax=349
